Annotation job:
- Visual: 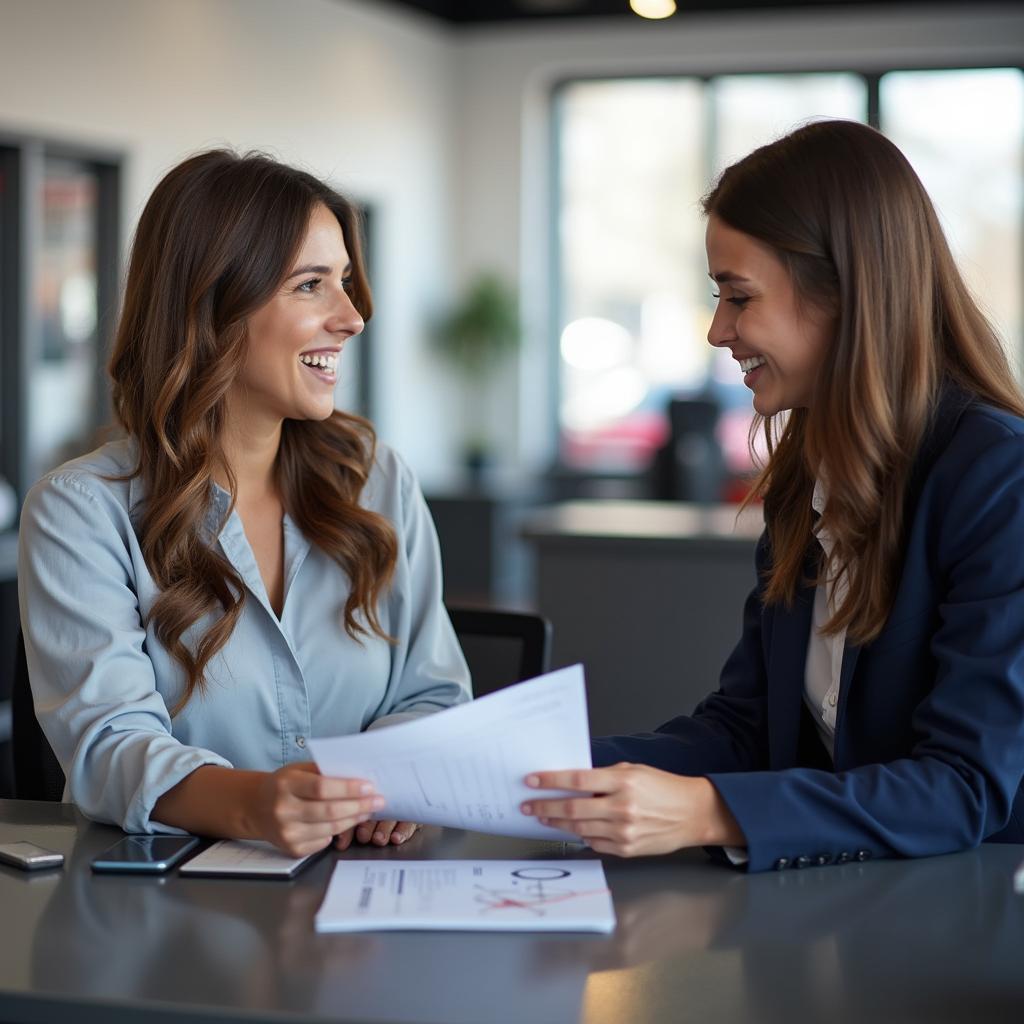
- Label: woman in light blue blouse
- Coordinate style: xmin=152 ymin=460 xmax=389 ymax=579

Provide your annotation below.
xmin=18 ymin=150 xmax=471 ymax=855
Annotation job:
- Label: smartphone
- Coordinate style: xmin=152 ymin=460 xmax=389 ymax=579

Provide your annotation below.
xmin=91 ymin=835 xmax=200 ymax=874
xmin=0 ymin=840 xmax=65 ymax=871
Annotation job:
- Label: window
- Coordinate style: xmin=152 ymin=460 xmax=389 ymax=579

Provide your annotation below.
xmin=0 ymin=137 xmax=120 ymax=505
xmin=881 ymin=69 xmax=1023 ymax=372
xmin=555 ymin=67 xmax=1024 ymax=483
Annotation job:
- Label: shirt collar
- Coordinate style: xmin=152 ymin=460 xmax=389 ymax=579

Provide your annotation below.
xmin=127 ymin=454 xmax=234 ymax=539
xmin=811 ymin=477 xmax=828 ymax=517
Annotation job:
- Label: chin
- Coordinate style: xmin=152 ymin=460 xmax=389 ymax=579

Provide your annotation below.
xmin=309 ymin=402 xmax=337 ymax=422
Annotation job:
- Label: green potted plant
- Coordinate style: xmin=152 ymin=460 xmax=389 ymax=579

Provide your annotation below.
xmin=432 ymin=272 xmax=520 ymax=480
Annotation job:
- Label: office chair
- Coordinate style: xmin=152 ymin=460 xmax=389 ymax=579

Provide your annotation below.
xmin=446 ymin=606 xmax=552 ymax=698
xmin=12 ymin=630 xmax=65 ymax=801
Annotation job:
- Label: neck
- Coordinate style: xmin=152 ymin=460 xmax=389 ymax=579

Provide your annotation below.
xmin=218 ymin=408 xmax=283 ymax=504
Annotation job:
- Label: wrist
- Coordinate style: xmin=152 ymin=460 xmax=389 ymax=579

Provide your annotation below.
xmin=231 ymin=770 xmax=266 ymax=838
xmin=699 ymin=778 xmax=746 ymax=847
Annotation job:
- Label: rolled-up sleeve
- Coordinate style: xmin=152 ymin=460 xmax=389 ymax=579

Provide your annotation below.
xmin=367 ymin=456 xmax=471 ymax=730
xmin=18 ymin=474 xmax=231 ymax=833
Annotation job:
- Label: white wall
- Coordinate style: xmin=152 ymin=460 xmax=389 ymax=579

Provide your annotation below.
xmin=0 ymin=0 xmax=463 ymax=483
xmin=452 ymin=3 xmax=1024 ymax=473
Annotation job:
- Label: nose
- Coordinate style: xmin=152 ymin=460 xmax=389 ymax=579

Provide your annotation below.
xmin=706 ymin=301 xmax=735 ymax=349
xmin=327 ymin=289 xmax=364 ymax=338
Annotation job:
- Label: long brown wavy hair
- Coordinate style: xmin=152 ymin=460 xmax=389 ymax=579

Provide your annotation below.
xmin=109 ymin=150 xmax=398 ymax=712
xmin=704 ymin=120 xmax=1024 ymax=644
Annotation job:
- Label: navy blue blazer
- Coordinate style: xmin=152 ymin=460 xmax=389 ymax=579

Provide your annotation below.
xmin=593 ymin=386 xmax=1024 ymax=872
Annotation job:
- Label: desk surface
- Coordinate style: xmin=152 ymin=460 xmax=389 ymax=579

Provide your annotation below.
xmin=2 ymin=800 xmax=1022 ymax=1024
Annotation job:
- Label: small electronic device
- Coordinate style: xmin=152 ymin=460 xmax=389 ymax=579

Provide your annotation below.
xmin=0 ymin=840 xmax=65 ymax=871
xmin=91 ymin=834 xmax=200 ymax=874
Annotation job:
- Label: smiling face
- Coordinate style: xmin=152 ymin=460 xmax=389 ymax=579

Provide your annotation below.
xmin=705 ymin=214 xmax=833 ymax=417
xmin=228 ymin=202 xmax=364 ymax=432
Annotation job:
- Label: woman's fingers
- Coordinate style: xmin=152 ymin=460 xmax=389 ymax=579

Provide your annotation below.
xmin=521 ymin=795 xmax=616 ymax=821
xmin=290 ymin=795 xmax=384 ymax=824
xmin=334 ymin=827 xmax=356 ymax=851
xmin=525 ymin=766 xmax=627 ymax=795
xmin=390 ymin=822 xmax=419 ymax=844
xmin=370 ymin=821 xmax=398 ymax=845
xmin=287 ymin=771 xmax=377 ymax=803
xmin=537 ymin=817 xmax=627 ymax=842
xmin=354 ymin=820 xmax=420 ymax=845
xmin=355 ymin=819 xmax=377 ymax=844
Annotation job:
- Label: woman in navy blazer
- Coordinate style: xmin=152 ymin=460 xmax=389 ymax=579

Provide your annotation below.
xmin=521 ymin=120 xmax=1024 ymax=871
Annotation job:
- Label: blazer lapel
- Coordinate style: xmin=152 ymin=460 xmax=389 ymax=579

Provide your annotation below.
xmin=767 ymin=544 xmax=818 ymax=769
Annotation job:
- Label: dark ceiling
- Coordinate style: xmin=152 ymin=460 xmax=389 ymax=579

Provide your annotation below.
xmin=381 ymin=0 xmax=954 ymax=25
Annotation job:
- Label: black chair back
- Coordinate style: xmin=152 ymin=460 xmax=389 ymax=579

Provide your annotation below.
xmin=446 ymin=606 xmax=552 ymax=698
xmin=12 ymin=630 xmax=65 ymax=801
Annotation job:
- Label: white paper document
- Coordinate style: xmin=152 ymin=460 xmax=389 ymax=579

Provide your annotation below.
xmin=315 ymin=859 xmax=616 ymax=933
xmin=178 ymin=839 xmax=318 ymax=878
xmin=1015 ymin=858 xmax=1024 ymax=895
xmin=309 ymin=665 xmax=592 ymax=841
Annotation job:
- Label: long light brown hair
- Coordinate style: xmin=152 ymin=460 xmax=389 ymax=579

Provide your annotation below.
xmin=109 ymin=150 xmax=397 ymax=711
xmin=703 ymin=120 xmax=1024 ymax=644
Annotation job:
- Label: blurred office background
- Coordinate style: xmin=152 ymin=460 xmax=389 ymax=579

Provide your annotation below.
xmin=0 ymin=0 xmax=1021 ymax=789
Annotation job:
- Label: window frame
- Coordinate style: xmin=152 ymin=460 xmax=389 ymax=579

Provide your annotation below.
xmin=0 ymin=129 xmax=122 ymax=506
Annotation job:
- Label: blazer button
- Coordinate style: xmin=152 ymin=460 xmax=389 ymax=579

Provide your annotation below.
xmin=815 ymin=853 xmax=832 ymax=866
xmin=836 ymin=852 xmax=851 ymax=864
xmin=774 ymin=857 xmax=790 ymax=871
xmin=855 ymin=849 xmax=872 ymax=862
xmin=794 ymin=855 xmax=811 ymax=869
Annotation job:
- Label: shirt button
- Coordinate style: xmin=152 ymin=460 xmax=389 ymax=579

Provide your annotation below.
xmin=828 ymin=693 xmax=838 ymax=707
xmin=295 ymin=736 xmax=306 ymax=749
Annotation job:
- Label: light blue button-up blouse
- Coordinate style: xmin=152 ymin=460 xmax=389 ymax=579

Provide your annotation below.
xmin=17 ymin=438 xmax=470 ymax=834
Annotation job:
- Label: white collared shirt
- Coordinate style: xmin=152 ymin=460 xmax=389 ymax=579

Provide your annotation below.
xmin=803 ymin=479 xmax=849 ymax=760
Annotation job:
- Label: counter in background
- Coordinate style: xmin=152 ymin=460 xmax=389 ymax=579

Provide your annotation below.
xmin=523 ymin=501 xmax=763 ymax=736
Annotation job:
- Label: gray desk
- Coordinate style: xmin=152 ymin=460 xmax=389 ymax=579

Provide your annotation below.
xmin=2 ymin=800 xmax=1022 ymax=1024
xmin=522 ymin=501 xmax=763 ymax=735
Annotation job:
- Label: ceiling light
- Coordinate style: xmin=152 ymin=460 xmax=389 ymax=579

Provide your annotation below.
xmin=629 ymin=0 xmax=677 ymax=19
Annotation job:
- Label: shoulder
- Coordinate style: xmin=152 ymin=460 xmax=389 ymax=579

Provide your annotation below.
xmin=22 ymin=438 xmax=137 ymax=525
xmin=920 ymin=402 xmax=1024 ymax=559
xmin=28 ymin=437 xmax=137 ymax=499
xmin=362 ymin=440 xmax=420 ymax=518
xmin=950 ymin=402 xmax=1024 ymax=447
xmin=933 ymin=403 xmax=1024 ymax=483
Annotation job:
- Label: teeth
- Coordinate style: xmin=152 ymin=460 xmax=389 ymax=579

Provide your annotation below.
xmin=300 ymin=352 xmax=338 ymax=373
xmin=740 ymin=356 xmax=766 ymax=373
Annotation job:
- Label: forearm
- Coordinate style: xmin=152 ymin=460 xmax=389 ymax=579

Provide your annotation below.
xmin=152 ymin=765 xmax=264 ymax=839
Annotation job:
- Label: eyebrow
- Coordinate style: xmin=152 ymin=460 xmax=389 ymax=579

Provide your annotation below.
xmin=285 ymin=263 xmax=352 ymax=280
xmin=708 ymin=271 xmax=751 ymax=284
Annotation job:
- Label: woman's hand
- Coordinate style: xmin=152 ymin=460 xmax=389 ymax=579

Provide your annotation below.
xmin=334 ymin=820 xmax=421 ymax=851
xmin=249 ymin=762 xmax=384 ymax=857
xmin=520 ymin=763 xmax=745 ymax=857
